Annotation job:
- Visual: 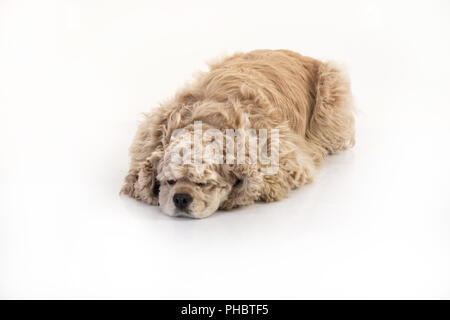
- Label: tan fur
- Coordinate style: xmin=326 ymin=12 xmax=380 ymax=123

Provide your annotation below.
xmin=120 ymin=49 xmax=355 ymax=218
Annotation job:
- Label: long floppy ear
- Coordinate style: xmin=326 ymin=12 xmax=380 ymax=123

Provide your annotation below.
xmin=120 ymin=107 xmax=168 ymax=206
xmin=136 ymin=151 xmax=162 ymax=205
xmin=218 ymin=125 xmax=265 ymax=210
xmin=120 ymin=149 xmax=162 ymax=206
xmin=220 ymin=162 xmax=263 ymax=210
xmin=216 ymin=97 xmax=268 ymax=210
xmin=121 ymin=85 xmax=198 ymax=204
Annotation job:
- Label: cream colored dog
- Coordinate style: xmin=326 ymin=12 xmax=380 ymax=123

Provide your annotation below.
xmin=120 ymin=50 xmax=355 ymax=218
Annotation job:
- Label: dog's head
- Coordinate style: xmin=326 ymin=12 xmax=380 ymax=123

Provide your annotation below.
xmin=125 ymin=97 xmax=281 ymax=218
xmin=153 ymin=127 xmax=235 ymax=218
xmin=139 ymin=120 xmax=265 ymax=218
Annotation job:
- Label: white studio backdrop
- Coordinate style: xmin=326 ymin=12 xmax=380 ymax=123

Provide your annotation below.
xmin=1 ymin=0 xmax=449 ymax=299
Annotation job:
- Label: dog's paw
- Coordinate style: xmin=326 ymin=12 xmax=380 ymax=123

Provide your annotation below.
xmin=120 ymin=171 xmax=138 ymax=197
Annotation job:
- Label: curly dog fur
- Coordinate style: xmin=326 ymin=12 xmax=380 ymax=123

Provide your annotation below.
xmin=120 ymin=49 xmax=355 ymax=218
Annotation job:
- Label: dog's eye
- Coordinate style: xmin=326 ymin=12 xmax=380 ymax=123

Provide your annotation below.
xmin=167 ymin=180 xmax=176 ymax=185
xmin=196 ymin=182 xmax=207 ymax=187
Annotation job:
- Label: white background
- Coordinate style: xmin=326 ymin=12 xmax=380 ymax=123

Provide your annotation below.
xmin=1 ymin=0 xmax=449 ymax=299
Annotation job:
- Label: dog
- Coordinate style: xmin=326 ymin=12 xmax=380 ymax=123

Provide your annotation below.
xmin=120 ymin=49 xmax=355 ymax=218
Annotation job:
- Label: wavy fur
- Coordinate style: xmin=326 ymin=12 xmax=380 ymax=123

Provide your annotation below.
xmin=120 ymin=49 xmax=355 ymax=218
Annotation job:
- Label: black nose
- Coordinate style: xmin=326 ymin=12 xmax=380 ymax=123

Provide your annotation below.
xmin=173 ymin=193 xmax=193 ymax=211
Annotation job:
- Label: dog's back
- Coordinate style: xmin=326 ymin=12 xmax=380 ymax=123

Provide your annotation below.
xmin=203 ymin=49 xmax=355 ymax=155
xmin=204 ymin=50 xmax=319 ymax=135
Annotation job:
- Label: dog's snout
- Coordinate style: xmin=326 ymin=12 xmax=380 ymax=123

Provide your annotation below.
xmin=173 ymin=193 xmax=193 ymax=211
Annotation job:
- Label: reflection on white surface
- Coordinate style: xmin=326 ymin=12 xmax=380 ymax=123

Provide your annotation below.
xmin=1 ymin=0 xmax=449 ymax=299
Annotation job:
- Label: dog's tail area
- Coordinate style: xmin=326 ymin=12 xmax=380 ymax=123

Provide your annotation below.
xmin=306 ymin=61 xmax=355 ymax=156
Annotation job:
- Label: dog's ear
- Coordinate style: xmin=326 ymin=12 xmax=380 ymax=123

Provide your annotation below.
xmin=121 ymin=149 xmax=162 ymax=206
xmin=220 ymin=162 xmax=264 ymax=210
xmin=217 ymin=116 xmax=266 ymax=210
xmin=136 ymin=150 xmax=162 ymax=205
